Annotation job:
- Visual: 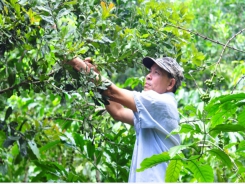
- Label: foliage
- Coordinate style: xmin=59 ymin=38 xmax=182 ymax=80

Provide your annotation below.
xmin=0 ymin=0 xmax=245 ymax=182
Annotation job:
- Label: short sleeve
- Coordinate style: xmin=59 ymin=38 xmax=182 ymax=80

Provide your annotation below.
xmin=132 ymin=90 xmax=180 ymax=144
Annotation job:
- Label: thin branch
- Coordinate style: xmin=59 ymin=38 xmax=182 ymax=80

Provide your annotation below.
xmin=200 ymin=139 xmax=239 ymax=171
xmin=212 ymin=28 xmax=245 ymax=81
xmin=18 ymin=50 xmax=27 ymax=63
xmin=23 ymin=158 xmax=30 ymax=182
xmin=166 ymin=23 xmax=245 ymax=53
xmin=231 ymin=75 xmax=245 ymax=94
xmin=0 ymin=79 xmax=47 ymax=94
xmin=180 ymin=118 xmax=210 ymax=124
xmin=0 ymin=70 xmax=57 ymax=94
xmin=188 ymin=71 xmax=202 ymax=94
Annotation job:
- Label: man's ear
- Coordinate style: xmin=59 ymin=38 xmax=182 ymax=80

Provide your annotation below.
xmin=167 ymin=78 xmax=176 ymax=92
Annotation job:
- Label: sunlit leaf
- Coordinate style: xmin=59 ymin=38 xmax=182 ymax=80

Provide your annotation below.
xmin=74 ymin=133 xmax=84 ymax=152
xmin=237 ymin=140 xmax=245 ymax=152
xmin=40 ymin=15 xmax=54 ymax=24
xmin=28 ymin=139 xmax=40 ymax=159
xmin=136 ymin=152 xmax=170 ymax=172
xmin=169 ymin=143 xmax=193 ymax=158
xmin=210 ymin=124 xmax=245 ymax=133
xmin=57 ymin=8 xmax=71 ymax=19
xmin=165 ymin=160 xmax=183 ymax=182
xmin=208 ymin=149 xmax=232 ymax=168
xmin=205 ymin=93 xmax=245 ymax=128
xmin=238 ymin=108 xmax=245 ymax=125
xmin=39 ymin=140 xmax=60 ymax=154
xmin=101 ymin=1 xmax=115 ymax=20
xmin=187 ymin=160 xmax=214 ymax=182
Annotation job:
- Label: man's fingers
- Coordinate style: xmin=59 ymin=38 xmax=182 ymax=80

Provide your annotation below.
xmin=84 ymin=57 xmax=92 ymax=63
xmin=85 ymin=61 xmax=100 ymax=74
xmin=67 ymin=57 xmax=83 ymax=67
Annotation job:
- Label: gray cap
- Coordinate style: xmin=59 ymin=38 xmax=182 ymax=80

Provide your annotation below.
xmin=142 ymin=56 xmax=184 ymax=89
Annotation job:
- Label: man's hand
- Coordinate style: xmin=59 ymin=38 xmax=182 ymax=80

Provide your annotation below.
xmin=68 ymin=57 xmax=100 ymax=74
xmin=84 ymin=57 xmax=100 ymax=74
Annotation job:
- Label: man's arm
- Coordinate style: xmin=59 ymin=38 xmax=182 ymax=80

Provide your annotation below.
xmin=105 ymin=101 xmax=134 ymax=125
xmin=68 ymin=57 xmax=136 ymax=124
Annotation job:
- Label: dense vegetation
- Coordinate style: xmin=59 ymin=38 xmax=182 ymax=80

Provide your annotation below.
xmin=0 ymin=0 xmax=244 ymax=182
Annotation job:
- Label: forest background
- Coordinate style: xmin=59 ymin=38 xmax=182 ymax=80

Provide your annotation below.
xmin=0 ymin=0 xmax=245 ymax=182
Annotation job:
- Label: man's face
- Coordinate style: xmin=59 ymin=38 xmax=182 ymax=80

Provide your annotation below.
xmin=144 ymin=63 xmax=174 ymax=94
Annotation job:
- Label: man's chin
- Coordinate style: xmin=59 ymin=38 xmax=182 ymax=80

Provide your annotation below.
xmin=143 ymin=88 xmax=151 ymax=91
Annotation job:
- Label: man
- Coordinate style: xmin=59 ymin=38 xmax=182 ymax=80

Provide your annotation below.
xmin=68 ymin=56 xmax=184 ymax=182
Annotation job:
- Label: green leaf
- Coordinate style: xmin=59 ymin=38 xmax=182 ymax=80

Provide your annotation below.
xmin=194 ymin=123 xmax=202 ymax=133
xmin=184 ymin=104 xmax=197 ymax=115
xmin=219 ymin=93 xmax=245 ymax=103
xmin=8 ymin=72 xmax=16 ymax=86
xmin=4 ymin=106 xmax=12 ymax=121
xmin=206 ymin=93 xmax=245 ymax=108
xmin=224 ymin=142 xmax=238 ymax=149
xmin=36 ymin=6 xmax=52 ymax=15
xmin=74 ymin=133 xmax=84 ymax=152
xmin=28 ymin=139 xmax=40 ymax=159
xmin=208 ymin=149 xmax=232 ymax=168
xmin=210 ymin=124 xmax=245 ymax=133
xmin=136 ymin=152 xmax=170 ymax=172
xmin=238 ymin=108 xmax=245 ymax=125
xmin=63 ymin=0 xmax=77 ymax=5
xmin=205 ymin=93 xmax=245 ymax=128
xmin=40 ymin=15 xmax=54 ymax=24
xmin=238 ymin=166 xmax=245 ymax=174
xmin=187 ymin=160 xmax=214 ymax=182
xmin=39 ymin=140 xmax=60 ymax=154
xmin=178 ymin=124 xmax=195 ymax=133
xmin=237 ymin=140 xmax=245 ymax=152
xmin=86 ymin=141 xmax=95 ymax=160
xmin=33 ymin=160 xmax=67 ymax=178
xmin=169 ymin=143 xmax=193 ymax=158
xmin=78 ymin=46 xmax=89 ymax=54
xmin=165 ymin=160 xmax=183 ymax=182
xmin=56 ymin=8 xmax=71 ymax=19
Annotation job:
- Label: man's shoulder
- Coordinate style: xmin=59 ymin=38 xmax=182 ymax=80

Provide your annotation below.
xmin=135 ymin=90 xmax=175 ymax=98
xmin=133 ymin=90 xmax=176 ymax=105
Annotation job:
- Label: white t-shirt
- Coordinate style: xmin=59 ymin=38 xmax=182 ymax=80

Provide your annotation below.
xmin=128 ymin=90 xmax=180 ymax=182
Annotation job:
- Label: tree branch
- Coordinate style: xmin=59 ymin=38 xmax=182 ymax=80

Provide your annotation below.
xmin=231 ymin=75 xmax=245 ymax=94
xmin=0 ymin=79 xmax=47 ymax=94
xmin=166 ymin=23 xmax=245 ymax=53
xmin=212 ymin=28 xmax=245 ymax=80
xmin=0 ymin=70 xmax=57 ymax=94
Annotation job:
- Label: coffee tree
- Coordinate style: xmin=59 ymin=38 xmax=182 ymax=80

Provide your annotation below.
xmin=0 ymin=0 xmax=244 ymax=182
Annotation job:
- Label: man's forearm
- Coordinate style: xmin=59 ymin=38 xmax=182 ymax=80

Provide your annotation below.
xmin=105 ymin=100 xmax=134 ymax=125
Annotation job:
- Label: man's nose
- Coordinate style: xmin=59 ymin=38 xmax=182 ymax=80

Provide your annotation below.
xmin=146 ymin=73 xmax=152 ymax=80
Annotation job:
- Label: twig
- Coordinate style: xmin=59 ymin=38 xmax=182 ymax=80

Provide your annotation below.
xmin=211 ymin=28 xmax=245 ymax=81
xmin=0 ymin=79 xmax=45 ymax=94
xmin=18 ymin=50 xmax=27 ymax=63
xmin=0 ymin=70 xmax=57 ymax=94
xmin=188 ymin=71 xmax=202 ymax=94
xmin=166 ymin=23 xmax=245 ymax=53
xmin=58 ymin=117 xmax=84 ymax=123
xmin=180 ymin=118 xmax=210 ymax=124
xmin=231 ymin=75 xmax=245 ymax=94
xmin=23 ymin=158 xmax=30 ymax=182
xmin=94 ymin=153 xmax=101 ymax=182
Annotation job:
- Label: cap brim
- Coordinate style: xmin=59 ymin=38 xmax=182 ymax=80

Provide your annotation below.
xmin=142 ymin=57 xmax=156 ymax=69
